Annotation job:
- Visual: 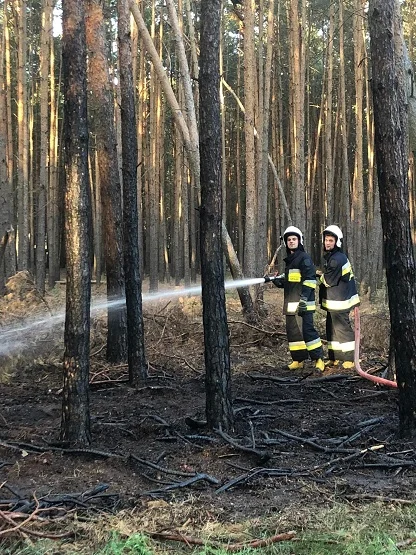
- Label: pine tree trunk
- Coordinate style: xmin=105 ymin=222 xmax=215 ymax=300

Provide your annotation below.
xmin=325 ymin=2 xmax=335 ymax=223
xmin=351 ymin=0 xmax=366 ymax=276
xmin=48 ymin=21 xmax=60 ymax=287
xmin=243 ymin=0 xmax=257 ymax=279
xmin=148 ymin=1 xmax=159 ymax=292
xmin=15 ymin=0 xmax=29 ymax=270
xmin=36 ymin=0 xmax=53 ymax=295
xmin=0 ymin=9 xmax=14 ymax=290
xmin=288 ymin=0 xmax=306 ymax=229
xmin=61 ymin=0 xmax=92 ymax=446
xmin=369 ymin=0 xmax=416 ymax=437
xmin=118 ymin=0 xmax=147 ymax=382
xmin=86 ymin=0 xmax=127 ymax=362
xmin=200 ymin=0 xmax=233 ymax=432
xmin=338 ymin=0 xmax=350 ymax=240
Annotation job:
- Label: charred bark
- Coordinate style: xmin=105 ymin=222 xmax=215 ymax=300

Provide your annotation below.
xmin=86 ymin=0 xmax=127 ymax=363
xmin=61 ymin=0 xmax=92 ymax=446
xmin=200 ymin=0 xmax=234 ymax=432
xmin=118 ymin=0 xmax=147 ymax=383
xmin=369 ymin=0 xmax=416 ymax=437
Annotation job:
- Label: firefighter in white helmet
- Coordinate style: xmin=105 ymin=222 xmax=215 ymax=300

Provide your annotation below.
xmin=271 ymin=226 xmax=324 ymax=371
xmin=318 ymin=225 xmax=360 ymax=369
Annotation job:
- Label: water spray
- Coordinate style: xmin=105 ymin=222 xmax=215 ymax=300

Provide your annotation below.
xmin=0 ymin=277 xmax=267 ymax=357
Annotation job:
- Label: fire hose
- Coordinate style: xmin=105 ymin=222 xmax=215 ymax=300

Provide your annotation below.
xmin=354 ymin=306 xmax=397 ymax=388
xmin=263 ymin=276 xmax=397 ymax=388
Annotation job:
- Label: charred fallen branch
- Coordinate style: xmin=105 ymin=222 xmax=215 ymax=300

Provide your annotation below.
xmin=214 ymin=426 xmax=271 ymax=463
xmin=249 ymin=372 xmax=352 ymax=384
xmin=141 ymin=473 xmax=220 ymax=496
xmin=0 ymin=484 xmax=119 ymax=539
xmin=0 ymin=439 xmax=123 ymax=459
xmin=129 ymin=454 xmax=220 ymax=496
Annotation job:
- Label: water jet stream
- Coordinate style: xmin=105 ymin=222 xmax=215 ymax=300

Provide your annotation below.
xmin=0 ymin=277 xmax=264 ymax=357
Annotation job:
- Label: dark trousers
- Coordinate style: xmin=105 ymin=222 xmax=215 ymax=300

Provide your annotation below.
xmin=286 ymin=313 xmax=323 ymax=362
xmin=326 ymin=311 xmax=355 ymax=362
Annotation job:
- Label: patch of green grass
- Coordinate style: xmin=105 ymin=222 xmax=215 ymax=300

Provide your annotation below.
xmin=185 ymin=502 xmax=416 ymax=554
xmin=95 ymin=532 xmax=152 ymax=554
xmin=4 ymin=502 xmax=416 ymax=555
xmin=2 ymin=540 xmax=62 ymax=554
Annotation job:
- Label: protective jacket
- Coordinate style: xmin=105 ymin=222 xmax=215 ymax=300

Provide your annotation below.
xmin=319 ymin=248 xmax=360 ymax=313
xmin=282 ymin=248 xmax=317 ymax=315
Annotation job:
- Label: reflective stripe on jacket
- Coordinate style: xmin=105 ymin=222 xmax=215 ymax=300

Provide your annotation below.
xmin=283 ymin=249 xmax=317 ymax=315
xmin=319 ymin=249 xmax=360 ymax=313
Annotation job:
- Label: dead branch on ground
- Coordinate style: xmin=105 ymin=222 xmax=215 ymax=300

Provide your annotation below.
xmin=148 ymin=529 xmax=296 ymax=551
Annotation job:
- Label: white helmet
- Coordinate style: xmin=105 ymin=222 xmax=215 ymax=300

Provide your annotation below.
xmin=283 ymin=226 xmax=304 ymax=246
xmin=323 ymin=225 xmax=343 ymax=248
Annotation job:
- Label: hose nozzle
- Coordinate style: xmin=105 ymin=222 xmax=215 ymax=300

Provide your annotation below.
xmin=263 ymin=274 xmax=285 ymax=288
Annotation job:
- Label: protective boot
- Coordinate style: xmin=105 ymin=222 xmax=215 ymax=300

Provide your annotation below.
xmin=315 ymin=359 xmax=325 ymax=372
xmin=325 ymin=359 xmax=340 ymax=367
xmin=342 ymin=361 xmax=355 ymax=369
xmin=288 ymin=360 xmax=304 ymax=370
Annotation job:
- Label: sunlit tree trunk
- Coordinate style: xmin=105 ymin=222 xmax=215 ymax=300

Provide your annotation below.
xmin=48 ymin=10 xmax=60 ymax=287
xmin=15 ymin=0 xmax=29 ymax=270
xmin=351 ymin=0 xmax=366 ymax=275
xmin=338 ymin=0 xmax=350 ymax=240
xmin=148 ymin=0 xmax=159 ymax=292
xmin=262 ymin=0 xmax=275 ymax=262
xmin=156 ymin=19 xmax=168 ymax=283
xmin=28 ymin=96 xmax=35 ymax=272
xmin=36 ymin=0 xmax=53 ymax=295
xmin=256 ymin=0 xmax=266 ymax=277
xmin=185 ymin=0 xmax=199 ymax=283
xmin=86 ymin=0 xmax=127 ymax=363
xmin=288 ymin=0 xmax=306 ymax=230
xmin=236 ymin=48 xmax=243 ymax=263
xmin=362 ymin=52 xmax=378 ymax=293
xmin=182 ymin=164 xmax=190 ymax=287
xmin=92 ymin=152 xmax=102 ymax=285
xmin=243 ymin=0 xmax=257 ymax=279
xmin=173 ymin=127 xmax=183 ymax=284
xmin=0 ymin=3 xmax=15 ymax=288
xmin=325 ymin=1 xmax=335 ymax=223
xmin=0 ymin=25 xmax=9 ymax=288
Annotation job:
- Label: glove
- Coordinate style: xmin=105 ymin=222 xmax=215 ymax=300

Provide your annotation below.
xmin=297 ymin=298 xmax=308 ymax=315
xmin=264 ymin=274 xmax=284 ymax=288
xmin=273 ymin=277 xmax=284 ymax=288
xmin=272 ymin=274 xmax=285 ymax=288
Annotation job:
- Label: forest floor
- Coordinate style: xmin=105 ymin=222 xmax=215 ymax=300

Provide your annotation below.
xmin=1 ymin=271 xmax=415 ymax=553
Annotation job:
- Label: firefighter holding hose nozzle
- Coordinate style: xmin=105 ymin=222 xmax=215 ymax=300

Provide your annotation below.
xmin=265 ymin=226 xmax=324 ymax=372
xmin=318 ymin=225 xmax=360 ymax=369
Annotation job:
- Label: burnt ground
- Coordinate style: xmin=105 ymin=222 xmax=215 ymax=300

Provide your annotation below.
xmin=0 ymin=271 xmax=414 ymax=543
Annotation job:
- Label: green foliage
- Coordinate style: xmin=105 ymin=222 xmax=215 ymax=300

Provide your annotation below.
xmin=96 ymin=532 xmax=152 ymax=555
xmin=4 ymin=503 xmax=416 ymax=554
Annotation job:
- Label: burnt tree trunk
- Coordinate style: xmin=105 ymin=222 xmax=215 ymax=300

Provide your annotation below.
xmin=200 ymin=0 xmax=234 ymax=432
xmin=60 ymin=0 xmax=92 ymax=446
xmin=118 ymin=0 xmax=147 ymax=383
xmin=369 ymin=0 xmax=416 ymax=437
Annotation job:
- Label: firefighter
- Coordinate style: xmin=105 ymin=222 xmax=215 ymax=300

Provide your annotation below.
xmin=272 ymin=226 xmax=324 ymax=371
xmin=318 ymin=225 xmax=360 ymax=369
